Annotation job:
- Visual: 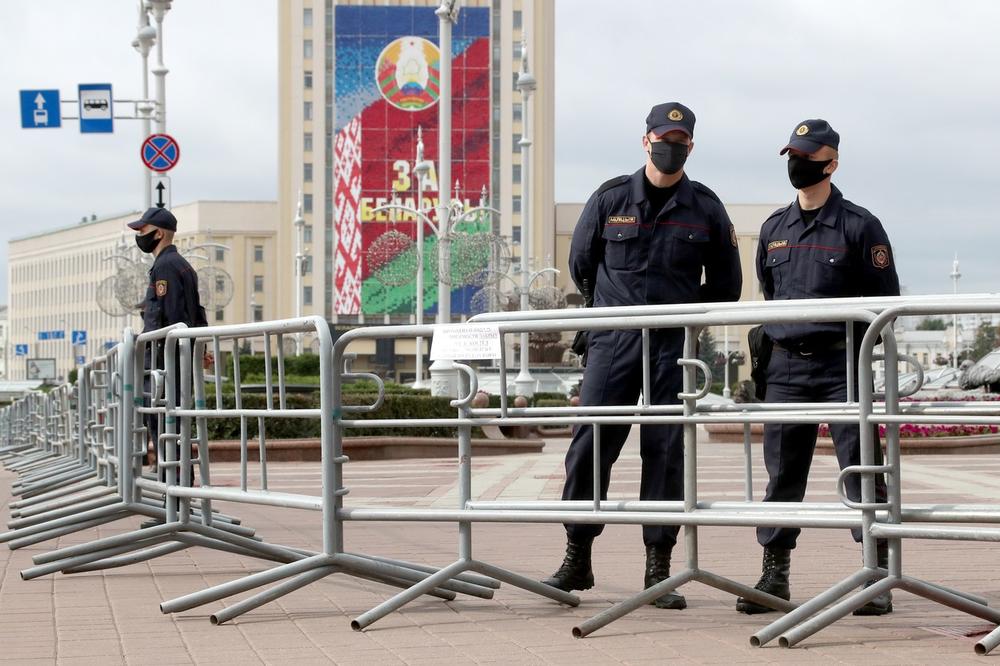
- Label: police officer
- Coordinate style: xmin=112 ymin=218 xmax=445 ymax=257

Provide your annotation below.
xmin=736 ymin=119 xmax=898 ymax=616
xmin=128 ymin=207 xmax=207 ymax=473
xmin=541 ymin=102 xmax=742 ymax=609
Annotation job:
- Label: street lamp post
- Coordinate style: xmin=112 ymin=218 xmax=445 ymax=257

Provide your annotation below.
xmin=412 ymin=128 xmax=432 ymax=389
xmin=148 ymin=1 xmax=171 ymax=134
xmin=722 ymin=325 xmax=731 ymax=399
xmin=132 ymin=3 xmax=157 ymax=208
xmin=951 ymin=253 xmax=961 ymax=368
xmin=427 ymin=0 xmax=459 ymax=397
xmin=514 ymin=40 xmax=537 ymax=397
xmin=293 ymin=196 xmax=305 ymax=355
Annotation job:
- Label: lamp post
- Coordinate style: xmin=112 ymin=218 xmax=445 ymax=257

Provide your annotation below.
xmin=132 ymin=2 xmax=157 ymax=209
xmin=951 ymin=254 xmax=961 ymax=368
xmin=412 ymin=127 xmax=432 ymax=389
xmin=147 ymin=0 xmax=171 ymax=135
xmin=722 ymin=325 xmax=731 ymax=399
xmin=514 ymin=40 xmax=537 ymax=397
xmin=293 ymin=195 xmax=305 ymax=355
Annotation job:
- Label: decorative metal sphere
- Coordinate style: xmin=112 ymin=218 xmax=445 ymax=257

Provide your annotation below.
xmin=367 ymin=230 xmax=421 ymax=287
xmin=529 ymin=285 xmax=567 ymax=311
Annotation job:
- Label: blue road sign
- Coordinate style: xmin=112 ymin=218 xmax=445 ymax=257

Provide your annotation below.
xmin=72 ymin=330 xmax=88 ymax=345
xmin=38 ymin=331 xmax=49 ymax=341
xmin=38 ymin=330 xmax=65 ymax=341
xmin=20 ymin=90 xmax=61 ymax=128
xmin=76 ymin=355 xmax=86 ymax=365
xmin=104 ymin=341 xmax=116 ymax=350
xmin=78 ymin=83 xmax=113 ymax=133
xmin=15 ymin=344 xmax=29 ymax=357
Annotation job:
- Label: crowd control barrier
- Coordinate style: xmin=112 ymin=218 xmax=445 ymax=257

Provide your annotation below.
xmin=3 ymin=296 xmax=1000 ymax=656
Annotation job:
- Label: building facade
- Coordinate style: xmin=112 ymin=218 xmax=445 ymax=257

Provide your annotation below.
xmin=6 ymin=201 xmax=277 ymax=381
xmin=0 ymin=305 xmax=8 ymax=380
xmin=276 ymin=0 xmax=555 ymax=328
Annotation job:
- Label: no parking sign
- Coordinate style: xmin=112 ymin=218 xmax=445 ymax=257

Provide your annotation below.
xmin=141 ymin=133 xmax=180 ymax=172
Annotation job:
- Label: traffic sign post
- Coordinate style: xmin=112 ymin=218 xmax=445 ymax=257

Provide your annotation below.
xmin=141 ymin=133 xmax=180 ymax=172
xmin=153 ymin=175 xmax=171 ymax=209
xmin=19 ymin=90 xmax=61 ymax=128
xmin=15 ymin=345 xmax=29 ymax=357
xmin=78 ymin=83 xmax=113 ymax=133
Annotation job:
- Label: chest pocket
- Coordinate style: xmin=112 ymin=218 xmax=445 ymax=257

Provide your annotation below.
xmin=764 ymin=247 xmax=791 ymax=294
xmin=602 ymin=223 xmax=640 ymax=270
xmin=809 ymin=249 xmax=849 ymax=297
xmin=669 ymin=226 xmax=710 ymax=272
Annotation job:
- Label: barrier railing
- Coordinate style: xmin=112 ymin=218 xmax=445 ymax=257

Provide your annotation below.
xmin=3 ymin=295 xmax=1000 ymax=655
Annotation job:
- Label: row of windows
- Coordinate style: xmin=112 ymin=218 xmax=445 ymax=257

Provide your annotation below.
xmin=12 ymin=248 xmax=113 ymax=283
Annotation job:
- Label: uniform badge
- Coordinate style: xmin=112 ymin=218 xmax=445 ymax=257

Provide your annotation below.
xmin=730 ymin=224 xmax=738 ymax=248
xmin=796 ymin=124 xmax=810 ymax=136
xmin=155 ymin=280 xmax=168 ymax=297
xmin=668 ymin=109 xmax=684 ymax=122
xmin=767 ymin=239 xmax=789 ymax=251
xmin=607 ymin=215 xmax=637 ymax=225
xmin=871 ymin=244 xmax=891 ymax=269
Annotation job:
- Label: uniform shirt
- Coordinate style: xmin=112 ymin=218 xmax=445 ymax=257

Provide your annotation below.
xmin=569 ymin=168 xmax=742 ymax=307
xmin=141 ymin=245 xmax=207 ymax=333
xmin=756 ymin=184 xmax=900 ymax=345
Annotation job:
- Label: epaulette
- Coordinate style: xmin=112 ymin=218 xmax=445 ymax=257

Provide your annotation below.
xmin=595 ymin=174 xmax=630 ymax=196
xmin=765 ymin=204 xmax=791 ymax=222
xmin=840 ymin=198 xmax=876 ymax=220
xmin=690 ymin=180 xmax=722 ymax=204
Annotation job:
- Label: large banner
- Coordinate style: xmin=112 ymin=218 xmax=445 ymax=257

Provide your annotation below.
xmin=334 ymin=6 xmax=490 ymax=316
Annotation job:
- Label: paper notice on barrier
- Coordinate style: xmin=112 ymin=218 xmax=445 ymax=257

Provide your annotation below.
xmin=430 ymin=324 xmax=502 ymax=361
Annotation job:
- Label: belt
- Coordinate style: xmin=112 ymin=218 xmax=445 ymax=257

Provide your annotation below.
xmin=773 ymin=339 xmax=848 ymax=357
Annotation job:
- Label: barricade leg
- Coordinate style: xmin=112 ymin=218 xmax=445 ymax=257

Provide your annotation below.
xmin=976 ymin=625 xmax=1000 ymax=655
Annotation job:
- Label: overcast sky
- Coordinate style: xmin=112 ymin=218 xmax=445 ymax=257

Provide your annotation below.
xmin=2 ymin=0 xmax=999 ymax=304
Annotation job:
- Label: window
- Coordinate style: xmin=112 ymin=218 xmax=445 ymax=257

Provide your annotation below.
xmin=303 ymin=224 xmax=313 ymax=243
xmin=304 ymin=70 xmax=313 ymax=89
xmin=303 ymin=193 xmax=313 ymax=214
xmin=303 ymin=132 xmax=313 ymax=152
xmin=512 ymin=195 xmax=522 ymax=213
xmin=512 ymin=133 xmax=522 ymax=153
xmin=215 ymin=247 xmax=225 ymax=262
xmin=512 ymin=226 xmax=521 ymax=244
xmin=215 ymin=276 xmax=226 ymax=293
xmin=304 ymin=286 xmax=313 ymax=306
xmin=303 ymin=39 xmax=313 ymax=59
xmin=304 ymin=163 xmax=313 ymax=182
xmin=513 ymin=10 xmax=522 ymax=29
xmin=252 ymin=305 xmax=263 ymax=323
xmin=215 ymin=309 xmax=224 ymax=322
xmin=254 ymin=245 xmax=264 ymax=262
xmin=303 ymin=256 xmax=313 ymax=275
xmin=254 ymin=275 xmax=264 ymax=292
xmin=303 ymin=7 xmax=312 ymax=27
xmin=512 ymin=164 xmax=521 ymax=183
xmin=304 ymin=101 xmax=313 ymax=121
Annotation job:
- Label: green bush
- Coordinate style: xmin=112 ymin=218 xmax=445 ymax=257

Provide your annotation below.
xmin=201 ymin=391 xmax=465 ymax=439
xmin=535 ymin=398 xmax=569 ymax=408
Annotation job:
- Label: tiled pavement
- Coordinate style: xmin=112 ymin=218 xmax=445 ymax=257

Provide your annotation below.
xmin=4 ymin=432 xmax=1000 ymax=665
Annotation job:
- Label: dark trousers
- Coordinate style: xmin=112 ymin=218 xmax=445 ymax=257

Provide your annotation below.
xmin=563 ymin=329 xmax=684 ymax=547
xmin=757 ymin=347 xmax=887 ymax=549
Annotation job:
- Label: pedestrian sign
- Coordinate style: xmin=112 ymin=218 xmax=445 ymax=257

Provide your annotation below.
xmin=141 ymin=133 xmax=180 ymax=172
xmin=78 ymin=83 xmax=113 ymax=133
xmin=71 ymin=330 xmax=88 ymax=345
xmin=15 ymin=344 xmax=29 ymax=357
xmin=19 ymin=90 xmax=61 ymax=128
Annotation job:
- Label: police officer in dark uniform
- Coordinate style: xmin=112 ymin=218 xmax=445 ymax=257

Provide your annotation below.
xmin=541 ymin=102 xmax=742 ymax=609
xmin=735 ymin=119 xmax=898 ymax=616
xmin=128 ymin=207 xmax=207 ymax=473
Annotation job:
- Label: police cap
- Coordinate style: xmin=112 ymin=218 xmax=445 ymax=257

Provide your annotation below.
xmin=128 ymin=206 xmax=177 ymax=232
xmin=780 ymin=119 xmax=840 ymax=155
xmin=646 ymin=102 xmax=695 ymax=138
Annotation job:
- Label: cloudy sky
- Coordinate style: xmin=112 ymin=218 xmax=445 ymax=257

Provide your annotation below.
xmin=2 ymin=0 xmax=999 ymax=303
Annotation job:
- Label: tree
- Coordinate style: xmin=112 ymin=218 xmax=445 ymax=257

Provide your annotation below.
xmin=971 ymin=322 xmax=1000 ymax=362
xmin=697 ymin=328 xmax=725 ymax=374
xmin=916 ymin=317 xmax=947 ymax=331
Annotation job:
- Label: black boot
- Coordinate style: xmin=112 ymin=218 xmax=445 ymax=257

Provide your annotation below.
xmin=736 ymin=547 xmax=791 ymax=615
xmin=644 ymin=544 xmax=687 ymax=610
xmin=541 ymin=536 xmax=595 ymax=592
xmin=854 ymin=541 xmax=893 ymax=616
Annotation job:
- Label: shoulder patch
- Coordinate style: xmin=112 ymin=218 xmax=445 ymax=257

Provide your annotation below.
xmin=155 ymin=280 xmax=168 ymax=298
xmin=730 ymin=224 xmax=738 ymax=248
xmin=871 ymin=244 xmax=891 ymax=269
xmin=595 ymin=174 xmax=630 ymax=196
xmin=690 ymin=181 xmax=721 ymax=203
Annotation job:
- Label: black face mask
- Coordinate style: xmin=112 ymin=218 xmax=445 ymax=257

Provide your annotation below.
xmin=135 ymin=230 xmax=160 ymax=253
xmin=648 ymin=140 xmax=689 ymax=175
xmin=787 ymin=155 xmax=833 ymax=189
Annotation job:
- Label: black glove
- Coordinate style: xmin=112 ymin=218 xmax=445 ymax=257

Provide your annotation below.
xmin=747 ymin=325 xmax=773 ymax=401
xmin=571 ymin=278 xmax=593 ymax=366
